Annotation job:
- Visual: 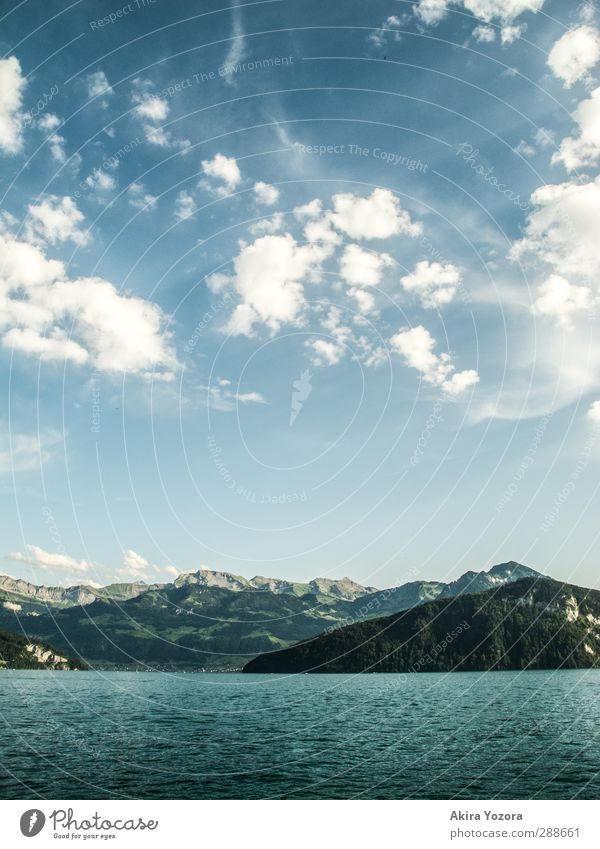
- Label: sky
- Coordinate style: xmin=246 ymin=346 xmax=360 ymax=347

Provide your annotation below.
xmin=1 ymin=0 xmax=600 ymax=591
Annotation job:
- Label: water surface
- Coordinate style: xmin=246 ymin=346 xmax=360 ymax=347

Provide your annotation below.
xmin=0 ymin=669 xmax=598 ymax=799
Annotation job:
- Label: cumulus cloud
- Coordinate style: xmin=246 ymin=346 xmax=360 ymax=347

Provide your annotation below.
xmin=348 ymin=287 xmax=376 ymax=314
xmin=390 ymin=325 xmax=479 ymax=395
xmin=400 ymin=260 xmax=462 ymax=308
xmin=511 ymin=175 xmax=600 ymax=282
xmin=306 ymin=338 xmax=346 ymax=366
xmin=174 ymin=189 xmax=196 ymax=221
xmin=85 ymin=168 xmax=116 ymax=192
xmin=331 ymin=188 xmax=421 ymax=240
xmin=25 ymin=196 xmax=88 ymax=246
xmin=294 ymin=199 xmax=323 ymax=219
xmin=86 ymin=70 xmax=113 ymax=99
xmin=201 ymin=153 xmax=242 ymax=195
xmin=553 ymin=87 xmax=600 ymax=172
xmin=0 ymin=56 xmax=27 ymax=154
xmin=473 ymin=24 xmax=496 ymax=42
xmin=128 ymin=182 xmax=158 ymax=211
xmin=120 ymin=550 xmax=180 ymax=582
xmin=461 ymin=0 xmax=544 ymax=22
xmin=134 ymin=93 xmax=169 ymax=122
xmin=7 ymin=544 xmax=92 ymax=574
xmin=414 ymin=0 xmax=448 ymax=25
xmin=253 ymin=181 xmax=279 ymax=205
xmin=501 ymin=23 xmax=525 ymax=43
xmin=248 ymin=213 xmax=284 ymax=235
xmin=532 ymin=274 xmax=592 ymax=328
xmin=216 ymin=232 xmax=335 ymax=335
xmin=131 ymin=79 xmax=189 ymax=150
xmin=369 ymin=15 xmax=403 ymax=47
xmin=0 ymin=233 xmax=178 ymax=378
xmin=37 ymin=114 xmax=66 ymax=162
xmin=415 ymin=0 xmax=543 ymax=25
xmin=548 ymin=25 xmax=600 ymax=88
xmin=339 ymin=244 xmax=394 ymax=286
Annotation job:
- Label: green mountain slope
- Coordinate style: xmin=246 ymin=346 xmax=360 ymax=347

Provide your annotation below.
xmin=243 ymin=577 xmax=600 ymax=673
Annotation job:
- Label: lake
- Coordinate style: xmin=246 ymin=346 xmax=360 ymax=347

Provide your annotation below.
xmin=1 ymin=669 xmax=599 ymax=799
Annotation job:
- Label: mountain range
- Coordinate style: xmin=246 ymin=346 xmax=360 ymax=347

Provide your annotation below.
xmin=0 ymin=561 xmax=540 ymax=669
xmin=244 ymin=577 xmax=600 ymax=674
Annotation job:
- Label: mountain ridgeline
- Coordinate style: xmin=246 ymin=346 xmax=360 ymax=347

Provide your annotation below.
xmin=244 ymin=578 xmax=600 ymax=674
xmin=0 ymin=562 xmax=543 ymax=670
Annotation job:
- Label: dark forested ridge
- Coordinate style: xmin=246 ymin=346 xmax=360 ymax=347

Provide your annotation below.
xmin=0 ymin=627 xmax=84 ymax=670
xmin=243 ymin=578 xmax=600 ymax=673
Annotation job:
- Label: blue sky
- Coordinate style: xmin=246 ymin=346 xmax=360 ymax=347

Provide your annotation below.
xmin=1 ymin=0 xmax=600 ymax=590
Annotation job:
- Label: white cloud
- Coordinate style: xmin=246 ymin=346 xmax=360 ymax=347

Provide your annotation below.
xmin=390 ymin=325 xmax=479 ymax=394
xmin=237 ymin=391 xmax=266 ymax=403
xmin=501 ymin=23 xmax=525 ymax=43
xmin=294 ymin=199 xmax=323 ymax=219
xmin=587 ymin=400 xmax=600 ymax=423
xmin=38 ymin=113 xmax=60 ymax=131
xmin=128 ymin=182 xmax=158 ymax=211
xmin=416 ymin=0 xmax=544 ymax=25
xmin=532 ymin=274 xmax=592 ymax=328
xmin=85 ymin=168 xmax=116 ymax=192
xmin=443 ymin=369 xmax=481 ymax=395
xmin=514 ymin=139 xmax=536 ymax=157
xmin=3 ymin=327 xmax=89 ymax=363
xmin=348 ymin=287 xmax=376 ymax=314
xmin=135 ymin=94 xmax=169 ymax=122
xmin=553 ymin=86 xmax=600 ymax=172
xmin=303 ymin=215 xmax=343 ymax=247
xmin=121 ymin=550 xmax=181 ymax=582
xmin=306 ymin=338 xmax=345 ymax=366
xmin=225 ymin=303 xmax=258 ymax=335
xmin=201 ymin=153 xmax=242 ymax=195
xmin=473 ymin=24 xmax=496 ymax=42
xmin=535 ymin=127 xmax=556 ymax=148
xmin=86 ymin=70 xmax=113 ymax=99
xmin=37 ymin=115 xmax=66 ymax=162
xmin=131 ymin=79 xmax=189 ymax=151
xmin=0 ymin=233 xmax=178 ymax=378
xmin=461 ymin=0 xmax=544 ymax=22
xmin=249 ymin=213 xmax=284 ymax=235
xmin=369 ymin=15 xmax=403 ymax=47
xmin=203 ymin=381 xmax=267 ymax=410
xmin=414 ymin=0 xmax=448 ymax=25
xmin=339 ymin=244 xmax=394 ymax=286
xmin=511 ymin=175 xmax=600 ymax=282
xmin=253 ymin=181 xmax=279 ymax=205
xmin=223 ymin=232 xmax=335 ymax=335
xmin=25 ymin=196 xmax=88 ymax=246
xmin=0 ymin=56 xmax=26 ymax=154
xmin=400 ymin=260 xmax=462 ymax=308
xmin=7 ymin=544 xmax=92 ymax=574
xmin=548 ymin=25 xmax=600 ymax=88
xmin=331 ymin=188 xmax=421 ymax=240
xmin=0 ymin=431 xmax=60 ymax=476
xmin=174 ymin=189 xmax=196 ymax=221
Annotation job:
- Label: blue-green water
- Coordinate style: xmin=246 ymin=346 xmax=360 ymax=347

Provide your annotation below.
xmin=1 ymin=669 xmax=599 ymax=799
